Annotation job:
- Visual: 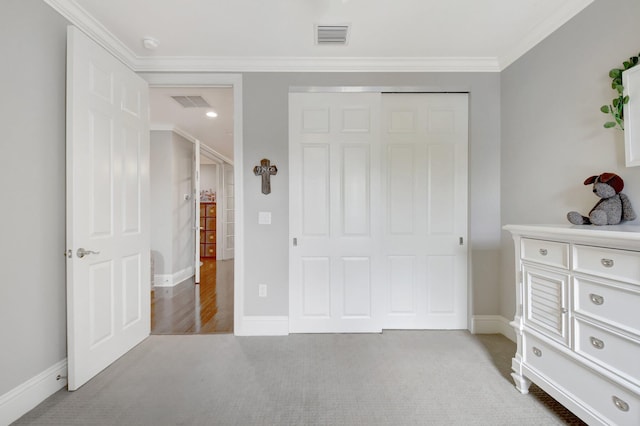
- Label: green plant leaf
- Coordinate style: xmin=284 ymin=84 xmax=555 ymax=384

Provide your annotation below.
xmin=601 ymin=55 xmax=640 ymax=130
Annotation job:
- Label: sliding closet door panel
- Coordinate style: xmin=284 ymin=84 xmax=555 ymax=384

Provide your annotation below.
xmin=290 ymin=92 xmax=382 ymax=333
xmin=382 ymin=93 xmax=468 ymax=329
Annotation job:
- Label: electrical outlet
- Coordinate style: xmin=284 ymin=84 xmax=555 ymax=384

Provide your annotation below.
xmin=258 ymin=284 xmax=267 ymax=298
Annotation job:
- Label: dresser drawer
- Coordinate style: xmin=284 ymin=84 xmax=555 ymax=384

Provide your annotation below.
xmin=203 ymin=243 xmax=216 ymax=258
xmin=575 ymin=318 xmax=640 ymax=387
xmin=574 ymin=277 xmax=640 ymax=335
xmin=204 ymin=230 xmax=216 ymax=243
xmin=521 ymin=238 xmax=569 ymax=269
xmin=524 ymin=333 xmax=640 ymax=426
xmin=574 ymin=245 xmax=640 ymax=285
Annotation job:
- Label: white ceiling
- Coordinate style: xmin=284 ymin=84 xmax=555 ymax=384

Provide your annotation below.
xmin=150 ymin=87 xmax=234 ymax=160
xmin=47 ymin=0 xmax=595 ymax=160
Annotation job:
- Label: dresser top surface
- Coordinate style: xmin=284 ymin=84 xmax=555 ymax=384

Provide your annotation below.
xmin=503 ymin=224 xmax=640 ymax=244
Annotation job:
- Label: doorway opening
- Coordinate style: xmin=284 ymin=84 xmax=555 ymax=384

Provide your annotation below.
xmin=148 ymin=86 xmax=235 ymax=334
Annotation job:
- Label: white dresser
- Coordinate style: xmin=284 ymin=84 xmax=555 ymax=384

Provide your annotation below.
xmin=504 ymin=224 xmax=640 ymax=425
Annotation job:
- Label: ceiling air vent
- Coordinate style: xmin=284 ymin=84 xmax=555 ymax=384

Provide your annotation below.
xmin=171 ymin=95 xmax=211 ymax=108
xmin=315 ymin=24 xmax=350 ymax=45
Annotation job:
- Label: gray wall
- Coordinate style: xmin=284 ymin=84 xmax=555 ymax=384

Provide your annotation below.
xmin=150 ymin=131 xmax=195 ymax=277
xmin=0 ymin=0 xmax=68 ymax=396
xmin=150 ymin=131 xmax=173 ymax=274
xmin=500 ymin=0 xmax=640 ymax=319
xmin=172 ymin=133 xmax=195 ymax=273
xmin=242 ymin=72 xmax=502 ymax=316
xmin=200 ymin=164 xmax=219 ymax=198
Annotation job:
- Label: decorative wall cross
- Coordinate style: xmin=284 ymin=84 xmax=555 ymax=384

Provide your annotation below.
xmin=253 ymin=158 xmax=278 ymax=194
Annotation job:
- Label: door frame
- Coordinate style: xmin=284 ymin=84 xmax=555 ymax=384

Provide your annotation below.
xmin=141 ymin=73 xmax=244 ymax=335
xmin=288 ymin=86 xmax=473 ymax=330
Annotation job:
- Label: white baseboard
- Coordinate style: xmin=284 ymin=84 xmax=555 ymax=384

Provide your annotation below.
xmin=153 ymin=265 xmax=194 ymax=288
xmin=0 ymin=359 xmax=67 ymax=425
xmin=471 ymin=315 xmax=516 ymax=342
xmin=153 ymin=274 xmax=173 ymax=287
xmin=236 ymin=316 xmax=289 ymax=336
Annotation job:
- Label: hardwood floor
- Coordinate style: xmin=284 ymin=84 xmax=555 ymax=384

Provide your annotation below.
xmin=151 ymin=259 xmax=234 ymax=334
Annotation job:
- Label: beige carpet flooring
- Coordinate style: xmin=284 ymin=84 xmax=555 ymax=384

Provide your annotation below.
xmin=13 ymin=331 xmax=586 ymax=425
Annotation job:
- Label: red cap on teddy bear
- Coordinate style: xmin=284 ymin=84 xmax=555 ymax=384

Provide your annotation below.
xmin=583 ymin=172 xmax=624 ymax=193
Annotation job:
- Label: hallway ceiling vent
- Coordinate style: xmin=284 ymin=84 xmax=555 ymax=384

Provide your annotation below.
xmin=315 ymin=24 xmax=350 ymax=45
xmin=171 ymin=95 xmax=211 ymax=108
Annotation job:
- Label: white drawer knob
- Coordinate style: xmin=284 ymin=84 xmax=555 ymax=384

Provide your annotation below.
xmin=539 ymin=248 xmax=548 ymax=256
xmin=589 ymin=293 xmax=604 ymax=305
xmin=613 ymin=396 xmax=630 ymax=412
xmin=532 ymin=347 xmax=542 ymax=357
xmin=590 ymin=337 xmax=605 ymax=350
xmin=601 ymin=258 xmax=614 ymax=268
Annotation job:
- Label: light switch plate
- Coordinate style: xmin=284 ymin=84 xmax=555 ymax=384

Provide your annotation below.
xmin=258 ymin=211 xmax=271 ymax=225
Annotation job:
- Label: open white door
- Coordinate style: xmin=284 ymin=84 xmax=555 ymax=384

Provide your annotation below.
xmin=66 ymin=26 xmax=150 ymax=390
xmin=194 ymin=140 xmax=201 ymax=283
xmin=221 ymin=163 xmax=235 ymax=260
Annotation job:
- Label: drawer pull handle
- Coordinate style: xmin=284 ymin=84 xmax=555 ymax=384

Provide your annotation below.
xmin=532 ymin=347 xmax=542 ymax=357
xmin=590 ymin=337 xmax=605 ymax=350
xmin=539 ymin=248 xmax=548 ymax=256
xmin=601 ymin=258 xmax=614 ymax=268
xmin=589 ymin=293 xmax=604 ymax=305
xmin=613 ymin=396 xmax=630 ymax=412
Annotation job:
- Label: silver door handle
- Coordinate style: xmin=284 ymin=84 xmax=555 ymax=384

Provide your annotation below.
xmin=77 ymin=248 xmax=100 ymax=258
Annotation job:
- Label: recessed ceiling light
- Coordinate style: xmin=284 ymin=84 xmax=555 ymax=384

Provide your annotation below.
xmin=206 ymin=111 xmax=218 ymax=118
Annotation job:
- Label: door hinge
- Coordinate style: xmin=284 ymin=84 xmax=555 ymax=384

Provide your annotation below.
xmin=459 ymin=237 xmax=464 ymax=245
xmin=293 ymin=238 xmax=298 ymax=247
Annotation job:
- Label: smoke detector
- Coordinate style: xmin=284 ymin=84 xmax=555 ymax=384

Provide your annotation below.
xmin=315 ymin=24 xmax=350 ymax=45
xmin=142 ymin=37 xmax=159 ymax=50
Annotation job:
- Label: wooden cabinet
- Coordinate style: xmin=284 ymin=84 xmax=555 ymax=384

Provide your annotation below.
xmin=505 ymin=225 xmax=640 ymax=426
xmin=200 ymin=202 xmax=216 ymax=258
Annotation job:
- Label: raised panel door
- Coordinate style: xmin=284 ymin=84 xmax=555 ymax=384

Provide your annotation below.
xmin=290 ymin=92 xmax=382 ymax=333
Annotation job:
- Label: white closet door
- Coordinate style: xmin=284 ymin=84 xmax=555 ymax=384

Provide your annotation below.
xmin=289 ymin=92 xmax=383 ymax=333
xmin=289 ymin=92 xmax=468 ymax=333
xmin=381 ymin=93 xmax=468 ymax=329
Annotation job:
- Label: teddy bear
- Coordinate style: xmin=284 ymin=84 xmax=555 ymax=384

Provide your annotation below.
xmin=567 ymin=172 xmax=636 ymax=225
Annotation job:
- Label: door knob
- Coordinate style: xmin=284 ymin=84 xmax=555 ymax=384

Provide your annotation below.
xmin=77 ymin=248 xmax=100 ymax=258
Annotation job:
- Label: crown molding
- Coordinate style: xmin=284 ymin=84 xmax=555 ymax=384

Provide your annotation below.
xmin=150 ymin=124 xmax=233 ymax=165
xmin=131 ymin=56 xmax=501 ymax=73
xmin=43 ymin=0 xmax=138 ymax=67
xmin=498 ymin=0 xmax=594 ymax=70
xmin=46 ymin=0 xmax=590 ymax=73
